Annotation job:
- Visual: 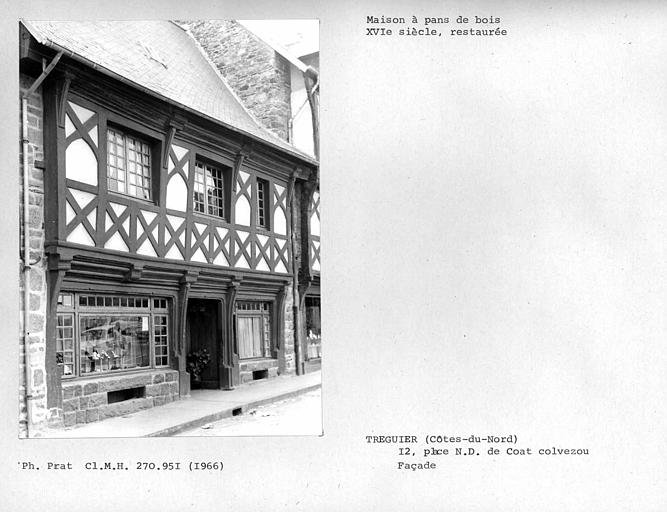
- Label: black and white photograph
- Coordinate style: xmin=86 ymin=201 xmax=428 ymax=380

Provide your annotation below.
xmin=3 ymin=1 xmax=667 ymax=510
xmin=18 ymin=19 xmax=321 ymax=438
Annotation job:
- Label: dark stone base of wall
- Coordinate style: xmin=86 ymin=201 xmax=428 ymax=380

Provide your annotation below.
xmin=61 ymin=369 xmax=179 ymax=427
xmin=239 ymin=358 xmax=279 ymax=384
xmin=304 ymin=358 xmax=321 ymax=373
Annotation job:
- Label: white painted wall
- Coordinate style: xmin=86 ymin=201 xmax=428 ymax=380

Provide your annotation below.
xmin=290 ymin=64 xmax=315 ymax=156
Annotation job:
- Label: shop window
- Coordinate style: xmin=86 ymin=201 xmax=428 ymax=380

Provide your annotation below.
xmin=193 ymin=161 xmax=225 ymax=218
xmin=256 ymin=178 xmax=269 ymax=229
xmin=305 ymin=296 xmax=321 ymax=360
xmin=236 ymin=301 xmax=273 ymax=359
xmin=56 ymin=293 xmax=170 ymax=378
xmin=107 ymin=127 xmax=153 ymax=200
xmin=153 ymin=315 xmax=169 ymax=366
xmin=80 ymin=315 xmax=150 ymax=374
xmin=56 ymin=313 xmax=75 ymax=377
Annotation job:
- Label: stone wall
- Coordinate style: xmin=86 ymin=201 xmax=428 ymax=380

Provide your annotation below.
xmin=19 ymin=73 xmax=51 ymax=437
xmin=239 ymin=359 xmax=279 ymax=384
xmin=61 ymin=369 xmax=179 ymax=427
xmin=184 ymin=20 xmax=292 ymax=141
xmin=281 ymin=282 xmax=296 ymax=374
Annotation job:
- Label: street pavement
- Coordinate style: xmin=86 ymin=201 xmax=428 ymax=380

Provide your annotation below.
xmin=45 ymin=371 xmax=321 ymax=438
xmin=176 ymin=388 xmax=322 ymax=436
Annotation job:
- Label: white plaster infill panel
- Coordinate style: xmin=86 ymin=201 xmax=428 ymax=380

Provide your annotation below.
xmin=66 ymin=138 xmax=98 ymax=185
xmin=65 ymin=101 xmax=98 ymax=186
xmin=171 ymin=144 xmax=188 ymax=163
xmin=274 ymin=205 xmax=287 ymax=235
xmin=137 ymin=239 xmax=158 ymax=257
xmin=235 ymin=194 xmax=251 ymax=226
xmin=69 ymin=101 xmax=94 ymax=124
xmin=166 ymin=172 xmax=187 ymax=211
xmin=275 ymin=259 xmax=288 ymax=274
xmin=66 ymin=188 xmax=97 ymax=246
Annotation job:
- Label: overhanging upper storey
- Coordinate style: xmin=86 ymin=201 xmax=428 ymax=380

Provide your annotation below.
xmin=20 ymin=20 xmax=318 ymax=281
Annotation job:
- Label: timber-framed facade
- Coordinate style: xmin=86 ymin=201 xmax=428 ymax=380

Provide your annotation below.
xmin=19 ymin=20 xmax=320 ymax=436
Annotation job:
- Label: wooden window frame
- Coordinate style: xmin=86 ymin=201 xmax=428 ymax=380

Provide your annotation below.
xmin=192 ymin=154 xmax=232 ymax=222
xmin=56 ymin=312 xmax=75 ymax=378
xmin=235 ymin=301 xmax=274 ymax=360
xmin=56 ymin=292 xmax=171 ymax=379
xmin=193 ymin=160 xmax=226 ymax=219
xmin=255 ymin=177 xmax=270 ymax=230
xmin=103 ymin=108 xmax=163 ymax=206
xmin=106 ymin=126 xmax=153 ymax=201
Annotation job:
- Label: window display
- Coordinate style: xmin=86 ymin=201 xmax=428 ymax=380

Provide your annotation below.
xmin=305 ymin=296 xmax=321 ymax=360
xmin=56 ymin=293 xmax=170 ymax=378
xmin=79 ymin=315 xmax=149 ymax=374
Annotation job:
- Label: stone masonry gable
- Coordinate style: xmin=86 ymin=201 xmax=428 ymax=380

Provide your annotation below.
xmin=184 ymin=20 xmax=292 ymax=141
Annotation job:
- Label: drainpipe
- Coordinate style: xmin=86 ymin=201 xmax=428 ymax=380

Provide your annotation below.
xmin=289 ymin=173 xmax=303 ymax=376
xmin=21 ymin=50 xmax=63 ymax=437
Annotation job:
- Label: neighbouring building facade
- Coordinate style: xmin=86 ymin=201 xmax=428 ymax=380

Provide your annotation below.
xmin=183 ymin=20 xmax=322 ymax=371
xmin=19 ymin=20 xmax=320 ymax=437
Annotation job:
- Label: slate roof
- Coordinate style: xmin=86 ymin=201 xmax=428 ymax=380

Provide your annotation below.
xmin=22 ymin=20 xmax=316 ymax=164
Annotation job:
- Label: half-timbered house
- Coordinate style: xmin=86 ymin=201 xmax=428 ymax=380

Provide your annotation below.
xmin=18 ymin=20 xmax=319 ymax=436
xmin=183 ymin=20 xmax=322 ymax=372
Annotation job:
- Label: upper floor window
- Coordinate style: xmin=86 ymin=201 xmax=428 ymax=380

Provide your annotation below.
xmin=256 ymin=178 xmax=269 ymax=229
xmin=193 ymin=161 xmax=225 ymax=218
xmin=107 ymin=127 xmax=152 ymax=200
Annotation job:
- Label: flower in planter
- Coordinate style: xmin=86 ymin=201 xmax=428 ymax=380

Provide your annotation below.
xmin=187 ymin=348 xmax=212 ymax=379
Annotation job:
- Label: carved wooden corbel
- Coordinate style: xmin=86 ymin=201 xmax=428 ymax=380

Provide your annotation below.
xmin=232 ymin=143 xmax=252 ymax=193
xmin=47 ymin=252 xmax=72 ymax=311
xmin=221 ymin=278 xmax=242 ymax=389
xmin=177 ymin=270 xmax=199 ymax=353
xmin=297 ymin=267 xmax=313 ymax=307
xmin=56 ymin=73 xmax=73 ymax=129
xmin=225 ymin=278 xmax=241 ymax=356
xmin=162 ymin=118 xmax=186 ymax=169
xmin=123 ymin=262 xmax=144 ymax=282
xmin=287 ymin=168 xmax=297 ymax=207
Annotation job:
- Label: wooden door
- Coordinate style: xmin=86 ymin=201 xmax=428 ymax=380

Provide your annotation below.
xmin=186 ymin=299 xmax=220 ymax=388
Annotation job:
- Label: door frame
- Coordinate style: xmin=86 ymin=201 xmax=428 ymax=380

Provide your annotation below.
xmin=186 ymin=296 xmax=226 ymax=389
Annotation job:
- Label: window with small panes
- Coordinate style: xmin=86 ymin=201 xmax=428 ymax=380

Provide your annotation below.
xmin=193 ymin=161 xmax=226 ymax=218
xmin=56 ymin=293 xmax=170 ymax=378
xmin=256 ymin=178 xmax=269 ymax=229
xmin=236 ymin=301 xmax=273 ymax=359
xmin=106 ymin=127 xmax=153 ymax=200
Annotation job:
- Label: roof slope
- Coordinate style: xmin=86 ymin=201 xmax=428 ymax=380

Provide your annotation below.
xmin=23 ymin=20 xmax=315 ymax=163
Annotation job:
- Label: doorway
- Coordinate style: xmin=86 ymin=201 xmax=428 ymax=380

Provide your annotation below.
xmin=186 ymin=298 xmax=222 ymax=389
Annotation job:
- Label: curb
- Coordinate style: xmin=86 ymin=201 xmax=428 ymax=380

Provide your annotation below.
xmin=147 ymin=383 xmax=322 ymax=437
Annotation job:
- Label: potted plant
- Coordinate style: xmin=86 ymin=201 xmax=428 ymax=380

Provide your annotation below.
xmin=187 ymin=348 xmax=211 ymax=385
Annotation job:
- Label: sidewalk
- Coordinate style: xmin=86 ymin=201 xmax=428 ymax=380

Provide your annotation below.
xmin=45 ymin=371 xmax=321 ymax=438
